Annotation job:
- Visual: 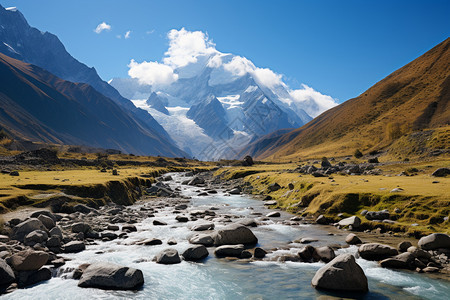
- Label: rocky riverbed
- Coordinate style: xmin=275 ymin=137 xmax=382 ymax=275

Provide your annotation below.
xmin=0 ymin=171 xmax=449 ymax=299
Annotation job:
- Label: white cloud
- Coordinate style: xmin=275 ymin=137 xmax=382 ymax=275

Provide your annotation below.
xmin=125 ymin=31 xmax=131 ymax=39
xmin=128 ymin=59 xmax=178 ymax=86
xmin=94 ymin=22 xmax=111 ymax=34
xmin=116 ymin=35 xmax=122 ymax=39
xmin=163 ymin=28 xmax=217 ymax=68
xmin=289 ymin=84 xmax=338 ymax=117
xmin=146 ymin=30 xmax=155 ymax=35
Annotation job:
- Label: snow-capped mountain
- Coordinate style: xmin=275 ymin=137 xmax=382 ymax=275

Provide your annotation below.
xmin=111 ymin=28 xmax=337 ymax=160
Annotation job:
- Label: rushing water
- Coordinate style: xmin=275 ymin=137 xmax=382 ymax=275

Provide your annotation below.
xmin=3 ymin=173 xmax=449 ymax=299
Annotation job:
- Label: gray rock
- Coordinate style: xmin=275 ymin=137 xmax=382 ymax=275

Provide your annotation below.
xmin=236 ymin=218 xmax=257 ymax=227
xmin=268 ymin=183 xmax=281 ymax=192
xmin=136 ymin=238 xmax=162 ymax=246
xmin=229 ymin=188 xmax=241 ymax=195
xmin=345 ymin=233 xmax=362 ymax=245
xmin=189 ymin=234 xmax=214 ymax=246
xmin=314 ymin=246 xmax=336 ymax=263
xmin=311 ymin=254 xmax=368 ymax=292
xmin=380 ymin=252 xmax=415 ymax=270
xmin=182 ymin=245 xmax=209 ymax=261
xmin=24 ymin=230 xmax=48 ymax=246
xmin=431 ymin=168 xmax=450 ymax=177
xmin=10 ymin=250 xmax=49 ymax=271
xmin=398 ymin=241 xmax=413 ymax=252
xmin=254 ymin=247 xmax=267 ymax=259
xmin=338 ymin=216 xmax=361 ymax=228
xmin=153 ymin=220 xmax=167 ymax=226
xmin=17 ymin=268 xmax=51 ymax=288
xmin=266 ymin=211 xmax=280 ymax=218
xmin=12 ymin=218 xmax=47 ymax=242
xmin=264 ymin=200 xmax=277 ymax=206
xmin=358 ymin=243 xmax=398 ymax=261
xmin=315 ymin=215 xmax=328 ymax=225
xmin=365 ymin=210 xmax=389 ymax=220
xmin=46 ymin=236 xmax=61 ymax=248
xmin=49 ymin=226 xmax=63 ymax=239
xmin=213 ymin=224 xmax=258 ymax=246
xmin=214 ymin=244 xmax=244 ymax=257
xmin=191 ymin=222 xmax=215 ymax=231
xmin=175 ymin=215 xmax=189 ymax=223
xmin=122 ymin=225 xmax=137 ymax=232
xmin=155 ymin=249 xmax=181 ymax=264
xmin=78 ymin=262 xmax=144 ymax=290
xmin=418 ymin=233 xmax=450 ymax=250
xmin=73 ymin=204 xmax=92 ymax=214
xmin=299 ymin=245 xmax=316 ymax=262
xmin=0 ymin=258 xmax=15 ymax=286
xmin=63 ymin=241 xmax=86 ymax=253
xmin=0 ymin=235 xmax=9 ymax=243
xmin=30 ymin=210 xmax=56 ymax=222
xmin=72 ymin=222 xmax=91 ymax=234
xmin=37 ymin=215 xmax=55 ymax=230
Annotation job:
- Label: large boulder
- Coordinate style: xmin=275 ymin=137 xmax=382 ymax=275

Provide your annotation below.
xmin=182 ymin=245 xmax=209 ymax=261
xmin=63 ymin=241 xmax=86 ymax=253
xmin=418 ymin=233 xmax=450 ymax=250
xmin=242 ymin=156 xmax=254 ymax=166
xmin=213 ymin=224 xmax=258 ymax=246
xmin=379 ymin=252 xmax=415 ymax=270
xmin=338 ymin=216 xmax=361 ymax=228
xmin=10 ymin=250 xmax=49 ymax=271
xmin=267 ymin=183 xmax=281 ymax=192
xmin=188 ymin=176 xmax=205 ymax=186
xmin=214 ymin=244 xmax=244 ymax=258
xmin=311 ymin=254 xmax=368 ymax=293
xmin=12 ymin=218 xmax=47 ymax=242
xmin=358 ymin=243 xmax=398 ymax=261
xmin=30 ymin=210 xmax=56 ymax=222
xmin=78 ymin=262 xmax=144 ymax=290
xmin=17 ymin=268 xmax=51 ymax=288
xmin=0 ymin=258 xmax=15 ymax=286
xmin=155 ymin=249 xmax=181 ymax=264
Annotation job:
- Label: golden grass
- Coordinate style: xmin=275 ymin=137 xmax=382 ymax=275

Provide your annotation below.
xmin=219 ymin=159 xmax=450 ymax=235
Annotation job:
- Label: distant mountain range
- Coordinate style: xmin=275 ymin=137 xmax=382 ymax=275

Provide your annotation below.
xmin=239 ymin=38 xmax=450 ymax=160
xmin=111 ymin=41 xmax=336 ymax=159
xmin=0 ymin=5 xmax=186 ymax=157
xmin=0 ymin=53 xmax=186 ymax=156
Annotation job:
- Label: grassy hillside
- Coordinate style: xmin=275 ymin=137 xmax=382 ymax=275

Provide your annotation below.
xmin=216 ymin=159 xmax=450 ymax=235
xmin=240 ymin=38 xmax=450 ymax=161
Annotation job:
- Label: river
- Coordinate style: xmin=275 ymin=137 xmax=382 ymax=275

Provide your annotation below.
xmin=3 ymin=173 xmax=449 ymax=299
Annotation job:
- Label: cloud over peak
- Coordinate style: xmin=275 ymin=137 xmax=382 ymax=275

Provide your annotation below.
xmin=94 ymin=22 xmax=111 ymax=34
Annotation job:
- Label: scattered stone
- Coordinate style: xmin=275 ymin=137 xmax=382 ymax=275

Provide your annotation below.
xmin=338 ymin=216 xmax=361 ymax=228
xmin=182 ymin=245 xmax=209 ymax=261
xmin=345 ymin=233 xmax=362 ymax=245
xmin=72 ymin=222 xmax=91 ymax=234
xmin=155 ymin=249 xmax=181 ymax=264
xmin=237 ymin=218 xmax=257 ymax=227
xmin=314 ymin=246 xmax=336 ymax=263
xmin=37 ymin=215 xmax=55 ymax=230
xmin=418 ymin=233 xmax=450 ymax=250
xmin=10 ymin=250 xmax=49 ymax=271
xmin=24 ymin=230 xmax=48 ymax=246
xmin=398 ymin=241 xmax=413 ymax=252
xmin=390 ymin=188 xmax=404 ymax=193
xmin=136 ymin=238 xmax=163 ymax=246
xmin=153 ymin=220 xmax=167 ymax=226
xmin=266 ymin=211 xmax=280 ymax=218
xmin=189 ymin=234 xmax=214 ymax=246
xmin=253 ymin=247 xmax=266 ymax=259
xmin=78 ymin=262 xmax=144 ymax=290
xmin=229 ymin=188 xmax=241 ymax=195
xmin=365 ymin=210 xmax=390 ymax=220
xmin=358 ymin=243 xmax=398 ymax=261
xmin=267 ymin=183 xmax=281 ymax=192
xmin=311 ymin=254 xmax=368 ymax=293
xmin=9 ymin=171 xmax=19 ymax=176
xmin=167 ymin=238 xmax=177 ymax=245
xmin=315 ymin=215 xmax=328 ymax=225
xmin=191 ymin=222 xmax=215 ymax=231
xmin=213 ymin=224 xmax=258 ymax=246
xmin=214 ymin=244 xmax=244 ymax=257
xmin=423 ymin=267 xmax=439 ymax=273
xmin=431 ymin=168 xmax=450 ymax=177
xmin=175 ymin=215 xmax=189 ymax=223
xmin=264 ymin=200 xmax=277 ymax=206
xmin=63 ymin=241 xmax=86 ymax=253
xmin=122 ymin=225 xmax=137 ymax=232
xmin=299 ymin=238 xmax=318 ymax=244
xmin=379 ymin=252 xmax=415 ymax=270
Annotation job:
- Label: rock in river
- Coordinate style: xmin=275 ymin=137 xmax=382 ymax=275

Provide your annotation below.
xmin=358 ymin=243 xmax=398 ymax=261
xmin=78 ymin=262 xmax=144 ymax=290
xmin=10 ymin=250 xmax=48 ymax=271
xmin=311 ymin=254 xmax=368 ymax=293
xmin=182 ymin=245 xmax=209 ymax=261
xmin=213 ymin=224 xmax=258 ymax=246
xmin=155 ymin=249 xmax=181 ymax=264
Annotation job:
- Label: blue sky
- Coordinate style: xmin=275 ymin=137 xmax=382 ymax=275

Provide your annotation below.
xmin=1 ymin=0 xmax=449 ymax=102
